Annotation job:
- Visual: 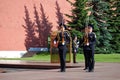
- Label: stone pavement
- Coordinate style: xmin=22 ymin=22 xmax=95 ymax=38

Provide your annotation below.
xmin=0 ymin=60 xmax=81 ymax=69
xmin=0 ymin=63 xmax=120 ymax=80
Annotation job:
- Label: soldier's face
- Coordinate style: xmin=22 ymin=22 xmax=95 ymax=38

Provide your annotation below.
xmin=88 ymin=27 xmax=93 ymax=33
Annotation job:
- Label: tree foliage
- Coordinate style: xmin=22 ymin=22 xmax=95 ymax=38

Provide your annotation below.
xmin=66 ymin=0 xmax=120 ymax=53
xmin=66 ymin=0 xmax=88 ymax=31
xmin=108 ymin=0 xmax=120 ymax=53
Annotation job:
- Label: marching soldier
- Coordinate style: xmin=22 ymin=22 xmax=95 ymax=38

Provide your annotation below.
xmin=54 ymin=23 xmax=70 ymax=72
xmin=83 ymin=27 xmax=89 ymax=70
xmin=82 ymin=24 xmax=96 ymax=72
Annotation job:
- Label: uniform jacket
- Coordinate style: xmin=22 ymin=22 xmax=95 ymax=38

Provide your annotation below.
xmin=54 ymin=30 xmax=70 ymax=48
xmin=80 ymin=32 xmax=96 ymax=51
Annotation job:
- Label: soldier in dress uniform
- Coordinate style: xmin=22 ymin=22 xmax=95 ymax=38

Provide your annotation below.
xmin=82 ymin=24 xmax=96 ymax=72
xmin=54 ymin=23 xmax=70 ymax=72
xmin=82 ymin=27 xmax=89 ymax=70
xmin=72 ymin=35 xmax=79 ymax=63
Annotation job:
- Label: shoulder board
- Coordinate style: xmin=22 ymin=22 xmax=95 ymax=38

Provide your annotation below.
xmin=92 ymin=32 xmax=96 ymax=38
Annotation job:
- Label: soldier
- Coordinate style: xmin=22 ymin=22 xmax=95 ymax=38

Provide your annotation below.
xmin=82 ymin=27 xmax=89 ymax=70
xmin=54 ymin=23 xmax=70 ymax=72
xmin=82 ymin=24 xmax=96 ymax=72
xmin=72 ymin=35 xmax=79 ymax=63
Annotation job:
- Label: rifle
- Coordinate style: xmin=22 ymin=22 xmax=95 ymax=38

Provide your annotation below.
xmin=84 ymin=17 xmax=89 ymax=45
xmin=84 ymin=27 xmax=89 ymax=45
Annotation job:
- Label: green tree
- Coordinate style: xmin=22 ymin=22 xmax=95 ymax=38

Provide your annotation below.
xmin=66 ymin=0 xmax=114 ymax=53
xmin=66 ymin=0 xmax=88 ymax=31
xmin=88 ymin=0 xmax=112 ymax=53
xmin=108 ymin=0 xmax=120 ymax=53
xmin=65 ymin=0 xmax=90 ymax=53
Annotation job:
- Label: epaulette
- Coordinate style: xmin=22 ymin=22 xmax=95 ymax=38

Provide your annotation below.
xmin=92 ymin=32 xmax=96 ymax=38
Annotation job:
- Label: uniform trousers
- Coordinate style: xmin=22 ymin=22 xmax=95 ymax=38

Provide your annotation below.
xmin=83 ymin=50 xmax=89 ymax=69
xmin=84 ymin=50 xmax=95 ymax=71
xmin=58 ymin=46 xmax=67 ymax=71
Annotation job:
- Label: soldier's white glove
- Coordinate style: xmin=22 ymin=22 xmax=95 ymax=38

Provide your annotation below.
xmin=54 ymin=40 xmax=56 ymax=44
xmin=62 ymin=42 xmax=65 ymax=45
xmin=74 ymin=50 xmax=76 ymax=53
xmin=86 ymin=43 xmax=89 ymax=46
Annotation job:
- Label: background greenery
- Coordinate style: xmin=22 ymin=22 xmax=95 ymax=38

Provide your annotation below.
xmin=66 ymin=0 xmax=120 ymax=54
